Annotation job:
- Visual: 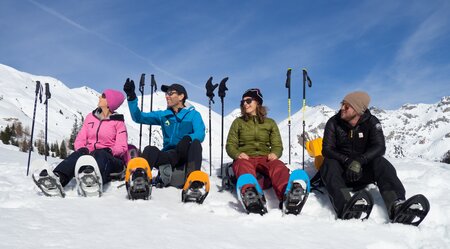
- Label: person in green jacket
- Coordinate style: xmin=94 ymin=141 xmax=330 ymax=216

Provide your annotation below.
xmin=226 ymin=88 xmax=290 ymax=207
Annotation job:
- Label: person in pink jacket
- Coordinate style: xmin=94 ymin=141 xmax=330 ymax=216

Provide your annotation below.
xmin=38 ymin=89 xmax=128 ymax=190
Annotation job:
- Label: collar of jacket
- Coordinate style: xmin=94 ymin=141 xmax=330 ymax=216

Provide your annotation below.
xmin=92 ymin=108 xmax=124 ymax=121
xmin=337 ymin=109 xmax=371 ymax=128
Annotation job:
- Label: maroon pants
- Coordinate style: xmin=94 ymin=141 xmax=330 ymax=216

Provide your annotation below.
xmin=233 ymin=156 xmax=290 ymax=200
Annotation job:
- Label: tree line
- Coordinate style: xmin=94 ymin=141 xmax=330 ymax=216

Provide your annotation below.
xmin=0 ymin=118 xmax=83 ymax=159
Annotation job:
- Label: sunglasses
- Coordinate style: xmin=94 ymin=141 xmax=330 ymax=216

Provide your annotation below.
xmin=101 ymin=93 xmax=106 ymax=99
xmin=241 ymin=98 xmax=254 ymax=105
xmin=165 ymin=90 xmax=178 ymax=96
xmin=341 ymin=102 xmax=351 ymax=111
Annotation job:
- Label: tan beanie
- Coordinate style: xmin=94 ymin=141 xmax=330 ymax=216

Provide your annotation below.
xmin=343 ymin=91 xmax=371 ymax=115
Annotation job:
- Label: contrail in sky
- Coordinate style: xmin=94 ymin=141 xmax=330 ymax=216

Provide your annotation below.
xmin=28 ymin=0 xmax=201 ymax=90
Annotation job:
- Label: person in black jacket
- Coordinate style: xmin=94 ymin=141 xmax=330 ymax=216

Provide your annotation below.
xmin=321 ymin=91 xmax=408 ymax=220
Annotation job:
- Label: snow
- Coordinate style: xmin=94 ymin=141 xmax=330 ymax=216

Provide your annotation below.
xmin=1 ymin=63 xmax=450 ymax=248
xmin=0 ymin=143 xmax=449 ymax=249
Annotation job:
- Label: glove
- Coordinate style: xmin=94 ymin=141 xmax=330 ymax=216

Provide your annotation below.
xmin=123 ymin=78 xmax=137 ymax=101
xmin=345 ymin=158 xmax=362 ymax=182
xmin=77 ymin=147 xmax=89 ymax=155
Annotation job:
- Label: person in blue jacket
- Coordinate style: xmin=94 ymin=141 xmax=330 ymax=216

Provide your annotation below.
xmin=123 ymin=79 xmax=205 ymax=187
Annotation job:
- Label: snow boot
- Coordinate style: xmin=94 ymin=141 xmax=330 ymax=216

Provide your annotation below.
xmin=340 ymin=189 xmax=373 ymax=220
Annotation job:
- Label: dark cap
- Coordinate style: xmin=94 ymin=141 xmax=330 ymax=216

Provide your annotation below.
xmin=242 ymin=88 xmax=263 ymax=105
xmin=161 ymin=83 xmax=188 ymax=100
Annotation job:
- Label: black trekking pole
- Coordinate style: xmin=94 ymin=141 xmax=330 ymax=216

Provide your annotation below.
xmin=285 ymin=68 xmax=292 ymax=165
xmin=138 ymin=73 xmax=145 ymax=153
xmin=149 ymin=74 xmax=157 ymax=146
xmin=26 ymin=81 xmax=43 ymax=176
xmin=218 ymin=77 xmax=229 ymax=172
xmin=302 ymin=68 xmax=312 ymax=170
xmin=44 ymin=83 xmax=51 ymax=161
xmin=205 ymin=77 xmax=218 ymax=176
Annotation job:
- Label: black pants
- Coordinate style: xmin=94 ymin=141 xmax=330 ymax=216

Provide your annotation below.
xmin=53 ymin=149 xmax=125 ymax=187
xmin=141 ymin=136 xmax=202 ymax=176
xmin=320 ymin=156 xmax=406 ymax=217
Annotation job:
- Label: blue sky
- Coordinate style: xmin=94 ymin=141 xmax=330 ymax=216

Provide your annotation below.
xmin=1 ymin=0 xmax=449 ymax=122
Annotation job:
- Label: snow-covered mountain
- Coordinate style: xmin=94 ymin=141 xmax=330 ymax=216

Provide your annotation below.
xmin=278 ymin=100 xmax=450 ymax=163
xmin=1 ymin=63 xmax=449 ymax=166
xmin=1 ymin=64 xmax=450 ymax=249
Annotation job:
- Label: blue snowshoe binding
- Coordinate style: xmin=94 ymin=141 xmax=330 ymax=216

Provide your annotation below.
xmin=236 ymin=174 xmax=267 ymax=215
xmin=282 ymin=169 xmax=310 ymax=215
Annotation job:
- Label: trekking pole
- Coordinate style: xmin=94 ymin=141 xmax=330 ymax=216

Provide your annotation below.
xmin=218 ymin=77 xmax=229 ymax=173
xmin=26 ymin=81 xmax=43 ymax=176
xmin=302 ymin=68 xmax=312 ymax=170
xmin=44 ymin=83 xmax=51 ymax=161
xmin=149 ymin=74 xmax=157 ymax=146
xmin=138 ymin=73 xmax=145 ymax=153
xmin=285 ymin=68 xmax=292 ymax=165
xmin=205 ymin=77 xmax=218 ymax=176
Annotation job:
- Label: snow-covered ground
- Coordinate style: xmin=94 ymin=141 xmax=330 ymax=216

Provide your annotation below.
xmin=1 ymin=143 xmax=449 ymax=249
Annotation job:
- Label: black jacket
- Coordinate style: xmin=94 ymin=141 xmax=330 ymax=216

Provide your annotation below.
xmin=322 ymin=109 xmax=386 ymax=165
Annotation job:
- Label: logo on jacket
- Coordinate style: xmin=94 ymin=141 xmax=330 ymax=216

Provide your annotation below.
xmin=375 ymin=123 xmax=383 ymax=131
xmin=165 ymin=120 xmax=170 ymax=126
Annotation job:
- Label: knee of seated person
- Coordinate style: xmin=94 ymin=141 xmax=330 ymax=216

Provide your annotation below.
xmin=181 ymin=135 xmax=192 ymax=143
xmin=320 ymin=158 xmax=340 ymax=173
xmin=142 ymin=145 xmax=159 ymax=155
xmin=190 ymin=139 xmax=202 ymax=148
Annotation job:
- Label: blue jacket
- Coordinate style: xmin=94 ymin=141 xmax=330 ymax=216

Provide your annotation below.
xmin=128 ymin=99 xmax=206 ymax=151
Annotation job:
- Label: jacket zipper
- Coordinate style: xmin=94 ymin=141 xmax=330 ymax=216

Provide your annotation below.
xmin=94 ymin=120 xmax=103 ymax=150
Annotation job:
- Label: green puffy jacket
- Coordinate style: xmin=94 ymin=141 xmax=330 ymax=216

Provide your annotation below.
xmin=226 ymin=116 xmax=283 ymax=160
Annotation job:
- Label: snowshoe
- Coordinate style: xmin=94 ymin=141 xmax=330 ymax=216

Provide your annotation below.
xmin=340 ymin=189 xmax=373 ymax=220
xmin=241 ymin=186 xmax=267 ymax=215
xmin=75 ymin=155 xmax=102 ymax=197
xmin=181 ymin=170 xmax=210 ymax=204
xmin=283 ymin=182 xmax=308 ymax=215
xmin=125 ymin=157 xmax=152 ymax=200
xmin=282 ymin=169 xmax=310 ymax=215
xmin=236 ymin=174 xmax=267 ymax=215
xmin=31 ymin=159 xmax=65 ymax=198
xmin=391 ymin=194 xmax=430 ymax=226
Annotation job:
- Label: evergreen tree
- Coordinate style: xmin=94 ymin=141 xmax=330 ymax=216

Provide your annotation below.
xmin=0 ymin=131 xmax=8 ymax=144
xmin=60 ymin=140 xmax=67 ymax=159
xmin=54 ymin=141 xmax=60 ymax=157
xmin=10 ymin=124 xmax=16 ymax=138
xmin=0 ymin=125 xmax=12 ymax=144
xmin=37 ymin=139 xmax=45 ymax=155
xmin=68 ymin=118 xmax=78 ymax=150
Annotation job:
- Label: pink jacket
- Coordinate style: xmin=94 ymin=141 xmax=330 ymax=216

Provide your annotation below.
xmin=74 ymin=109 xmax=128 ymax=159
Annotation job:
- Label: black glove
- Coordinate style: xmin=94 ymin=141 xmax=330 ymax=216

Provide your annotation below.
xmin=345 ymin=158 xmax=362 ymax=182
xmin=123 ymin=78 xmax=137 ymax=101
xmin=77 ymin=147 xmax=89 ymax=155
